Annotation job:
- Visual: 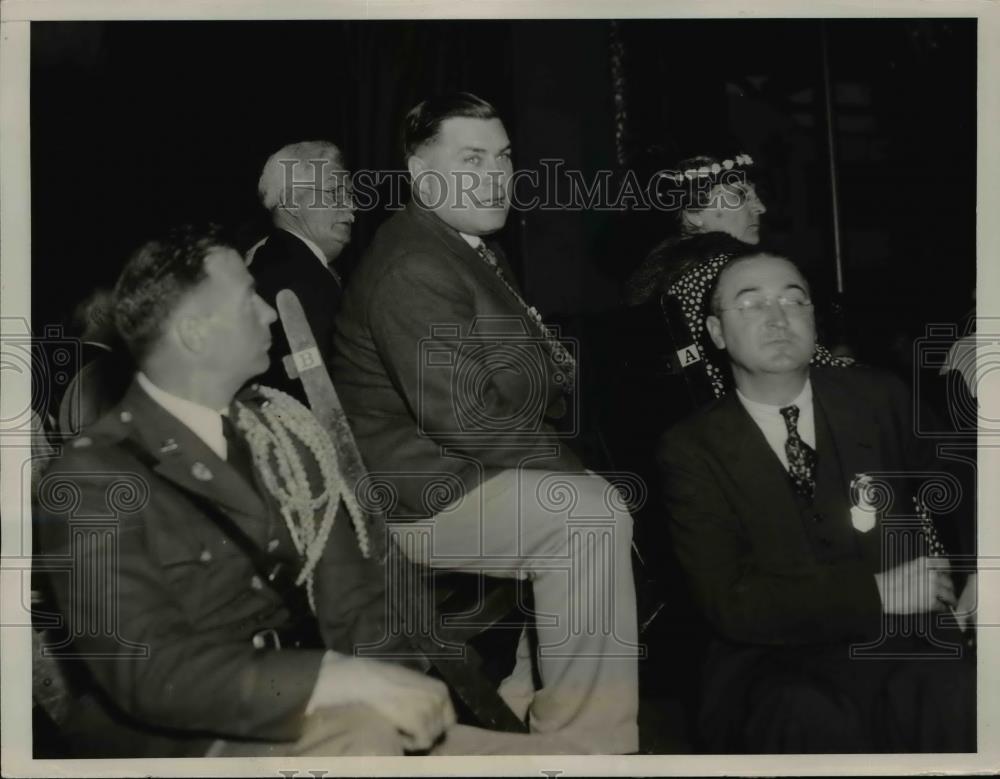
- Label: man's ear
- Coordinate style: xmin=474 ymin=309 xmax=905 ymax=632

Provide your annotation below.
xmin=705 ymin=315 xmax=726 ymax=350
xmin=408 ymin=154 xmax=437 ymax=203
xmin=681 ymin=209 xmax=703 ymax=232
xmin=175 ymin=314 xmax=208 ymax=354
xmin=276 ymin=187 xmax=299 ymax=215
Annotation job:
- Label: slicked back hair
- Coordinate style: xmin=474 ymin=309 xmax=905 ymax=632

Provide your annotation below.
xmin=402 ymin=92 xmax=499 ymax=161
xmin=113 ymin=223 xmax=234 ymax=361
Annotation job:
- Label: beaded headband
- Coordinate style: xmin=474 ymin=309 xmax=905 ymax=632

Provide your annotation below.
xmin=657 ymin=154 xmax=755 ymax=186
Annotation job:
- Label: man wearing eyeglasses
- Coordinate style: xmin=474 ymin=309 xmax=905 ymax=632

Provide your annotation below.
xmin=657 ymin=248 xmax=975 ymax=753
xmin=249 ymin=140 xmax=355 ymax=401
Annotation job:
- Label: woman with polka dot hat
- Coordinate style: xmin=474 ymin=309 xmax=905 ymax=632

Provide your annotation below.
xmin=624 ymin=152 xmax=766 ymax=307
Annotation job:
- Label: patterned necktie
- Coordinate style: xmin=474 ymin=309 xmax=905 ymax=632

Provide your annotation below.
xmin=779 ymin=404 xmax=816 ymax=499
xmin=474 ymin=241 xmax=577 ymax=392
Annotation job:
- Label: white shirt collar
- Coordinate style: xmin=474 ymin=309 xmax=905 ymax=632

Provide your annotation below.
xmin=136 ymin=372 xmax=228 ymax=461
xmin=735 ymin=377 xmax=815 ymax=471
xmin=459 ymin=232 xmax=483 ymax=249
xmin=280 ymin=227 xmax=329 ymax=268
xmin=736 ymin=377 xmax=813 ymax=418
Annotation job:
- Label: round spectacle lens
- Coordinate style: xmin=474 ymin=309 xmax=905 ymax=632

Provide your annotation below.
xmin=723 ymin=295 xmax=814 ymax=316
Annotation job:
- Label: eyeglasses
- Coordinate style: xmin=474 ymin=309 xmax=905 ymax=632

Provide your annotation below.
xmin=717 ymin=294 xmax=814 ymax=317
xmin=296 ymin=185 xmax=355 ymax=208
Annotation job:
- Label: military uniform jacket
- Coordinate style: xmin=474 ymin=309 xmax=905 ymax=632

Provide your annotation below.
xmin=35 ymin=379 xmax=391 ymax=753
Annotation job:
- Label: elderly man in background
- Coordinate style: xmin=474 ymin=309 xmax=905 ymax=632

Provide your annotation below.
xmin=249 ymin=140 xmax=355 ymax=401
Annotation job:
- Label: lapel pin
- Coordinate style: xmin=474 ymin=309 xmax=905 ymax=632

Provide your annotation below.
xmin=849 ymin=473 xmax=878 ymax=533
xmin=119 ymin=410 xmax=133 ymax=423
xmin=160 ymin=439 xmax=179 ymax=454
xmin=199 ymin=548 xmax=213 ymax=563
xmin=191 ymin=462 xmax=213 ymax=481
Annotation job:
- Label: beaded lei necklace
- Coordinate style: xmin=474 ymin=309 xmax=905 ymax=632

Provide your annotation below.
xmin=475 ymin=242 xmax=577 ymax=393
xmin=234 ymin=386 xmax=369 ymax=612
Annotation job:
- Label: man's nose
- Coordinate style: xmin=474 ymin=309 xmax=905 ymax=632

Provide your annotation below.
xmin=486 ymin=167 xmax=507 ymax=188
xmin=258 ymin=297 xmax=278 ymax=325
xmin=763 ymin=300 xmax=789 ymax=325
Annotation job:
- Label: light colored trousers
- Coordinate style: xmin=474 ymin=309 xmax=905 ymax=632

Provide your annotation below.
xmin=208 ymin=704 xmax=609 ymax=756
xmin=392 ymin=468 xmax=640 ymax=754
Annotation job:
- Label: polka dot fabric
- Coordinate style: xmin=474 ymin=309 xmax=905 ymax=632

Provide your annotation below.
xmin=780 ymin=404 xmax=817 ymax=498
xmin=666 ymin=250 xmax=854 ymax=399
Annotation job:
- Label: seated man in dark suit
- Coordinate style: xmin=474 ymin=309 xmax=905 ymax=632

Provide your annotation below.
xmin=34 ymin=224 xmax=453 ymax=757
xmin=332 ymin=93 xmax=639 ymax=753
xmin=248 ymin=141 xmax=354 ymax=401
xmin=657 ymin=247 xmax=975 ymax=753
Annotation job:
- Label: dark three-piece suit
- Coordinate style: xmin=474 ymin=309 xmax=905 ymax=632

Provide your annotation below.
xmin=657 ymin=366 xmax=975 ymax=752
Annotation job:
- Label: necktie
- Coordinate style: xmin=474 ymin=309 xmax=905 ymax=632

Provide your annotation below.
xmin=779 ymin=404 xmax=816 ymax=499
xmin=474 ymin=241 xmax=577 ymax=391
xmin=222 ymin=413 xmax=257 ymax=487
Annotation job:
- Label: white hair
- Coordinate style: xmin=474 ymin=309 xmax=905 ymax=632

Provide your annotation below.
xmin=257 ymin=140 xmax=344 ymax=212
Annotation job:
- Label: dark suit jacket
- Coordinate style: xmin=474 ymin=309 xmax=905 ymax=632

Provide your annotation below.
xmin=658 ymin=365 xmax=970 ymax=646
xmin=331 ymin=201 xmax=582 ymax=519
xmin=657 ymin=366 xmax=972 ymax=734
xmin=250 ymin=229 xmax=342 ymax=402
xmin=35 ymin=380 xmax=393 ymax=755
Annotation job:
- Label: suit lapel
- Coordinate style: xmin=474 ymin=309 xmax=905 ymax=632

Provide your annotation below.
xmin=280 ymin=230 xmax=343 ymax=291
xmin=406 ymin=200 xmax=522 ymax=302
xmin=811 ymin=370 xmax=882 ymax=493
xmin=720 ymin=371 xmax=882 ymax=508
xmin=714 ymin=393 xmax=803 ymax=525
xmin=120 ymin=382 xmax=269 ymax=523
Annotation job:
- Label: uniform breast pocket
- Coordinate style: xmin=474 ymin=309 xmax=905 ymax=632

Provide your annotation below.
xmin=155 ymin=531 xmax=252 ymax=618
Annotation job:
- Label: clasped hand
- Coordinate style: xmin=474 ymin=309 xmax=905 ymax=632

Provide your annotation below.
xmin=876 ymin=559 xmax=978 ymax=636
xmin=311 ymin=653 xmax=456 ymax=751
xmin=874 ymin=555 xmax=957 ymax=615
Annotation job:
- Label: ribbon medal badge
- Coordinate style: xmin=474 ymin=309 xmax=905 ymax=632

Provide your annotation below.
xmin=849 ymin=473 xmax=878 ymax=533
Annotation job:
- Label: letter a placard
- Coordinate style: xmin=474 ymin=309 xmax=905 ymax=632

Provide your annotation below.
xmin=677 ymin=344 xmax=701 ymax=368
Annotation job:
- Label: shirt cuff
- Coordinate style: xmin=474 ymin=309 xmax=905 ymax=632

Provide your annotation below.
xmin=304 ymin=650 xmax=349 ymax=716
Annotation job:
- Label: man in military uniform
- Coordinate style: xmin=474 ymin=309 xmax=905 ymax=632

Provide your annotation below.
xmin=34 ymin=224 xmax=452 ymax=757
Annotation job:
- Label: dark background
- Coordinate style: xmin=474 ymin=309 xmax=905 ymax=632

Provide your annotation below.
xmin=28 ymin=19 xmax=979 ymax=752
xmin=31 ymin=18 xmax=976 ymax=374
